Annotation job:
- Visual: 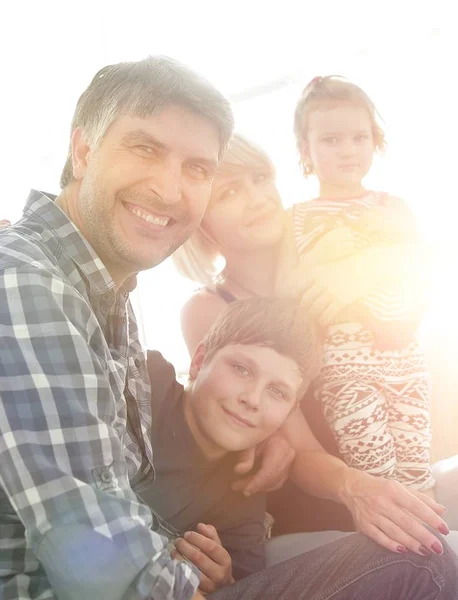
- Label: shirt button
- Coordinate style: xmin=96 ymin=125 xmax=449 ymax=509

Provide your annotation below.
xmin=134 ymin=358 xmax=141 ymax=368
xmin=101 ymin=470 xmax=113 ymax=484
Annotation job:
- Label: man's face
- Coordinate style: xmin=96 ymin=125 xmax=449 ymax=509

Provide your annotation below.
xmin=185 ymin=343 xmax=303 ymax=459
xmin=72 ymin=105 xmax=221 ymax=282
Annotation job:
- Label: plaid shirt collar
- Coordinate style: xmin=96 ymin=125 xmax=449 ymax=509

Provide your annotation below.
xmin=23 ymin=189 xmax=137 ymax=297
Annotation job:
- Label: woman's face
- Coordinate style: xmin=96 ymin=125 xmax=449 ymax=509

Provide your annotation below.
xmin=202 ymin=168 xmax=285 ymax=252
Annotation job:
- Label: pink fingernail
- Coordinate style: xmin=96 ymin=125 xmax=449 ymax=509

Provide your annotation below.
xmin=397 ymin=545 xmax=408 ymax=553
xmin=438 ymin=524 xmax=449 ymax=535
xmin=431 ymin=542 xmax=443 ymax=555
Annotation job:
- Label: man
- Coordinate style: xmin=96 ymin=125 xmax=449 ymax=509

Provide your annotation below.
xmin=0 ymin=56 xmax=457 ymax=600
xmin=0 ymin=55 xmax=231 ymax=600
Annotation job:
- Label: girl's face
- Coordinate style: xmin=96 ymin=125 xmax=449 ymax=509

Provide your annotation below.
xmin=202 ymin=167 xmax=285 ymax=252
xmin=303 ymin=104 xmax=375 ymax=194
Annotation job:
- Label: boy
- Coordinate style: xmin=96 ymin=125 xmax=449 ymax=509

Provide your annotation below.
xmin=141 ymin=297 xmax=322 ymax=592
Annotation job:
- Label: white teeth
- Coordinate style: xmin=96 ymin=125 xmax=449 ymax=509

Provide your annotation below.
xmin=130 ymin=207 xmax=169 ymax=226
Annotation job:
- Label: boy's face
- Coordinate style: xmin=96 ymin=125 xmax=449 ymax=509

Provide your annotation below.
xmin=185 ymin=343 xmax=304 ymax=460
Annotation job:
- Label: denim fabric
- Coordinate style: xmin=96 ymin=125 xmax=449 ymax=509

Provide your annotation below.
xmin=209 ymin=532 xmax=458 ymax=600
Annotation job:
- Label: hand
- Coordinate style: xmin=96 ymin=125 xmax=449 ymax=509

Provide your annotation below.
xmin=279 ymin=228 xmax=356 ymax=299
xmin=305 ymin=227 xmax=356 ymax=265
xmin=0 ymin=219 xmax=11 ymax=229
xmin=340 ymin=469 xmax=449 ymax=556
xmin=173 ymin=523 xmax=234 ymax=594
xmin=300 ymin=254 xmax=371 ymax=325
xmin=231 ymin=432 xmax=296 ymax=496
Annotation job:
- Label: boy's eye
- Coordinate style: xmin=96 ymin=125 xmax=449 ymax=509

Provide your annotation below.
xmin=268 ymin=385 xmax=285 ymax=399
xmin=323 ymin=136 xmax=338 ymax=145
xmin=355 ymin=134 xmax=370 ymax=142
xmin=233 ymin=364 xmax=249 ymax=376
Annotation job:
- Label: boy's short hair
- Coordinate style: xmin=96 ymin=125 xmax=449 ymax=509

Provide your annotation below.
xmin=201 ymin=297 xmax=322 ymax=392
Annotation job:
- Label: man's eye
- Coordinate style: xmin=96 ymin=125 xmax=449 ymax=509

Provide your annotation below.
xmin=134 ymin=145 xmax=158 ymax=157
xmin=188 ymin=164 xmax=211 ymax=180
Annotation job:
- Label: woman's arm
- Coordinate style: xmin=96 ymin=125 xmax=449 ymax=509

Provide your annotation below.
xmin=181 ymin=291 xmax=230 ymax=355
xmin=276 ymin=226 xmax=357 ymax=299
xmin=281 ymin=410 xmax=449 ymax=557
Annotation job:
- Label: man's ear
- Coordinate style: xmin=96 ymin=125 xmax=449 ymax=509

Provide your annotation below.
xmin=71 ymin=127 xmax=92 ymax=180
xmin=189 ymin=342 xmax=207 ymax=380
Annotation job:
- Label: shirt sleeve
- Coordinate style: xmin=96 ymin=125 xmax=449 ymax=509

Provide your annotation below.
xmin=0 ymin=265 xmax=199 ymax=600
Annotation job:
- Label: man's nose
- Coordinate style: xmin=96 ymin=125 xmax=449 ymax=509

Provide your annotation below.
xmin=147 ymin=161 xmax=182 ymax=206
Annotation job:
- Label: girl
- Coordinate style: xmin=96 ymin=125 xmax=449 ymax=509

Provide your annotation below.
xmin=287 ymin=75 xmax=434 ymax=492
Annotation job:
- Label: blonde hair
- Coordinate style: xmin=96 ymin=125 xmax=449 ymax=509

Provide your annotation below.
xmin=172 ymin=133 xmax=276 ymax=286
xmin=294 ymin=75 xmax=386 ymax=177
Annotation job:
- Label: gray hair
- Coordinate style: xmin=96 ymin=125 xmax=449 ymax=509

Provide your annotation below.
xmin=60 ymin=55 xmax=234 ymax=188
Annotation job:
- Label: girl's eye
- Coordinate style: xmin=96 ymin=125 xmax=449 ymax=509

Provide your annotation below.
xmin=323 ymin=137 xmax=338 ymax=145
xmin=253 ymin=172 xmax=269 ymax=185
xmin=233 ymin=364 xmax=249 ymax=376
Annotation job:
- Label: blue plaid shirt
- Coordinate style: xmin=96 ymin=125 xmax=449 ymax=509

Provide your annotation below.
xmin=0 ymin=191 xmax=199 ymax=600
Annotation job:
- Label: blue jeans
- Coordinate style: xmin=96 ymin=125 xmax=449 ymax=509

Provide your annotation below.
xmin=209 ymin=533 xmax=458 ymax=600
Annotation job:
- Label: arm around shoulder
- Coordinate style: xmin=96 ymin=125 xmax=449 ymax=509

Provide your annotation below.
xmin=181 ymin=290 xmax=229 ymax=355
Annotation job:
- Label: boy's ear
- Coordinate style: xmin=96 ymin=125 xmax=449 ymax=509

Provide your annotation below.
xmin=189 ymin=342 xmax=207 ymax=380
